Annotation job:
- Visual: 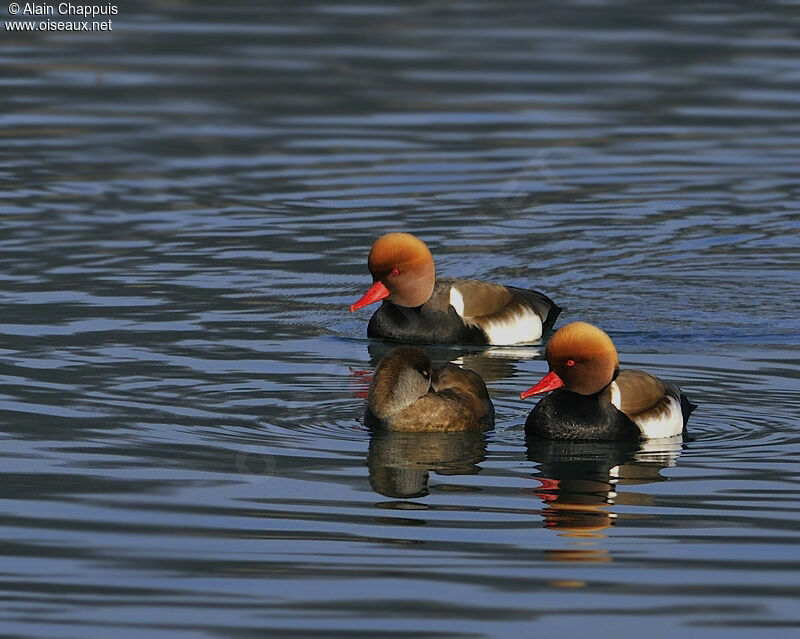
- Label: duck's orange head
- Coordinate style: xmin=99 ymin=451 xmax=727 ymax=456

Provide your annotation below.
xmin=350 ymin=233 xmax=436 ymax=311
xmin=521 ymin=322 xmax=619 ymax=398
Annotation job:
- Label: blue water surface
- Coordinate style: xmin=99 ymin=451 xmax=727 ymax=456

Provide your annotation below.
xmin=1 ymin=1 xmax=800 ymax=637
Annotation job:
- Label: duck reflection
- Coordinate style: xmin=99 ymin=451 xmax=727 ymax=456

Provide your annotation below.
xmin=525 ymin=437 xmax=683 ymax=562
xmin=368 ymin=429 xmax=488 ymax=498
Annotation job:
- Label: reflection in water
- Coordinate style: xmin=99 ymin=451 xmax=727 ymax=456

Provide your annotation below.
xmin=526 ymin=438 xmax=683 ymax=563
xmin=367 ymin=340 xmax=542 ymax=384
xmin=367 ymin=429 xmax=487 ymax=498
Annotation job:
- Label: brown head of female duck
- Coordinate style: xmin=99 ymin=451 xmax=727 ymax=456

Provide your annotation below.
xmin=365 ymin=346 xmax=494 ymax=431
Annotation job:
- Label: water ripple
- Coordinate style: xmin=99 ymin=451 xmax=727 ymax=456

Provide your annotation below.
xmin=2 ymin=0 xmax=800 ymax=637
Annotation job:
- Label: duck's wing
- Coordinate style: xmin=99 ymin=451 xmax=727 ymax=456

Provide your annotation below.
xmin=442 ymin=279 xmax=513 ymax=318
xmin=433 ymin=363 xmax=495 ymax=426
xmin=438 ymin=279 xmax=559 ymax=344
xmin=389 ymin=391 xmax=485 ymax=432
xmin=612 ymin=370 xmax=685 ymax=439
xmin=505 ymin=285 xmax=562 ymax=330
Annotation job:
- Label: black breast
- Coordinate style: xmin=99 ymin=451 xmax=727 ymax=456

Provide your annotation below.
xmin=367 ymin=301 xmax=486 ymax=344
xmin=525 ymin=389 xmax=641 ymax=441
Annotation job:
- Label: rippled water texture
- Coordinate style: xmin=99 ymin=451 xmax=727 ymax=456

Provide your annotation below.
xmin=2 ymin=1 xmax=800 ymax=637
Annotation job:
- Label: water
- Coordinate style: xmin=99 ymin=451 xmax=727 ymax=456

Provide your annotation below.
xmin=2 ymin=1 xmax=800 ymax=637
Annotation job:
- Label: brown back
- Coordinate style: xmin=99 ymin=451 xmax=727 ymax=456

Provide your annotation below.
xmin=447 ymin=279 xmax=513 ymax=318
xmin=615 ymin=369 xmax=668 ymax=416
xmin=433 ymin=362 xmax=494 ymax=423
xmin=380 ymin=362 xmax=494 ymax=431
xmin=388 ymin=392 xmax=480 ymax=431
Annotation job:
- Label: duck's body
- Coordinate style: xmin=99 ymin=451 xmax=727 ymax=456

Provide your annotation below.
xmin=365 ymin=346 xmax=494 ymax=432
xmin=526 ymin=370 xmax=694 ymax=441
xmin=367 ymin=277 xmax=560 ymax=345
xmin=521 ymin=323 xmax=695 ymax=441
xmin=352 ymin=233 xmax=560 ymax=345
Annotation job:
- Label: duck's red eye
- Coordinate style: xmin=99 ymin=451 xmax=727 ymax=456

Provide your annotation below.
xmin=391 ymin=268 xmax=400 ymax=276
xmin=566 ymin=359 xmax=575 ymax=367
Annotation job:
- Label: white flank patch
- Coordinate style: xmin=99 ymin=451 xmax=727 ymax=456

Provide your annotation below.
xmin=611 ymin=381 xmax=683 ymax=439
xmin=632 ymin=394 xmax=684 ymax=439
xmin=449 ymin=285 xmax=542 ymax=345
xmin=482 ymin=308 xmax=543 ymax=345
xmin=449 ymin=286 xmax=465 ymax=316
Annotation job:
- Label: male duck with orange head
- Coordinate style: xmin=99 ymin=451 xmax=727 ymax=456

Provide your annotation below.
xmin=521 ymin=322 xmax=696 ymax=440
xmin=350 ymin=232 xmax=561 ymax=345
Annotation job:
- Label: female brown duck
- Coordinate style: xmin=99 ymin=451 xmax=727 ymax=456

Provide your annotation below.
xmin=351 ymin=233 xmax=561 ymax=345
xmin=521 ymin=322 xmax=696 ymax=440
xmin=365 ymin=346 xmax=494 ymax=431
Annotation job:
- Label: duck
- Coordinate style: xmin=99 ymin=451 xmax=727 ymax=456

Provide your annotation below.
xmin=350 ymin=232 xmax=561 ymax=345
xmin=520 ymin=322 xmax=696 ymax=440
xmin=364 ymin=345 xmax=495 ymax=431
